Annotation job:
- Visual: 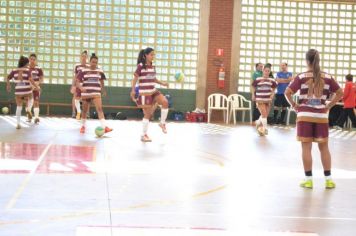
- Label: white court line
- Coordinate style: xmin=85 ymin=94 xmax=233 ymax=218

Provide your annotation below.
xmin=5 ymin=134 xmax=57 ymax=210
xmin=0 ymin=116 xmax=30 ymax=128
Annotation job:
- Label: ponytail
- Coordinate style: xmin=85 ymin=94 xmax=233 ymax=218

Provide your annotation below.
xmin=306 ymin=49 xmax=324 ymax=97
xmin=136 ymin=47 xmax=154 ymax=69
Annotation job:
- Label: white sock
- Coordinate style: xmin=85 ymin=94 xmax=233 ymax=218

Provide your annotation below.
xmin=27 ymin=98 xmax=34 ymax=112
xmin=261 ymin=118 xmax=267 ymax=129
xmin=325 ymin=175 xmax=332 ymax=180
xmin=81 ymin=119 xmax=86 ymax=127
xmin=160 ymin=108 xmax=168 ymax=124
xmin=142 ymin=118 xmax=149 ymax=135
xmin=75 ymin=99 xmax=81 ymax=113
xmin=256 ymin=116 xmax=262 ymax=126
xmin=16 ymin=106 xmax=22 ymax=124
xmin=100 ymin=119 xmax=106 ymax=128
xmin=306 ymin=176 xmax=313 ymax=181
xmin=34 ymin=107 xmax=40 ymax=118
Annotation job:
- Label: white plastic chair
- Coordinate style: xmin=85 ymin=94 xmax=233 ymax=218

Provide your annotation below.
xmin=207 ymin=93 xmax=228 ymax=123
xmin=286 ymin=94 xmax=299 ymax=126
xmin=227 ymin=94 xmax=252 ymax=124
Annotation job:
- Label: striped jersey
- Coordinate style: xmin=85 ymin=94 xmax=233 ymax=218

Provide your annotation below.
xmin=135 ymin=63 xmax=157 ymax=95
xmin=288 ymin=71 xmax=340 ymax=123
xmin=252 ymin=77 xmax=277 ymax=102
xmin=28 ymin=66 xmax=43 ymax=83
xmin=77 ymin=68 xmax=106 ymax=98
xmin=73 ymin=63 xmax=89 ymax=86
xmin=7 ymin=68 xmax=33 ymax=96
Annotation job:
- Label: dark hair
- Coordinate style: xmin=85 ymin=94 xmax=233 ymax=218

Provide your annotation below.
xmin=82 ymin=50 xmax=88 ymax=55
xmin=264 ymin=63 xmax=272 ymax=68
xmin=306 ymin=49 xmax=323 ymax=97
xmin=90 ymin=53 xmax=98 ymax=61
xmin=29 ymin=53 xmax=37 ymax=59
xmin=137 ymin=47 xmax=154 ymax=68
xmin=18 ymin=56 xmax=29 ymax=68
xmin=346 ymin=74 xmax=353 ymax=82
xmin=255 ymin=63 xmax=262 ymax=70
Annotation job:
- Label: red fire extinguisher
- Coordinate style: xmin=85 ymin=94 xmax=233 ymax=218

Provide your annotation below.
xmin=218 ymin=64 xmax=225 ymax=89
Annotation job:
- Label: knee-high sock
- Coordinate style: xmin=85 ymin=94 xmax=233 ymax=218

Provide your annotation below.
xmin=27 ymin=98 xmax=34 ymax=112
xmin=100 ymin=119 xmax=106 ymax=128
xmin=142 ymin=118 xmax=149 ymax=135
xmin=75 ymin=99 xmax=81 ymax=113
xmin=16 ymin=106 xmax=22 ymax=124
xmin=34 ymin=107 xmax=40 ymax=118
xmin=261 ymin=118 xmax=267 ymax=129
xmin=160 ymin=108 xmax=168 ymax=124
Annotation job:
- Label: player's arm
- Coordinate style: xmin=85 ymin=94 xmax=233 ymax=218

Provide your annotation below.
xmin=130 ymin=73 xmax=139 ymax=102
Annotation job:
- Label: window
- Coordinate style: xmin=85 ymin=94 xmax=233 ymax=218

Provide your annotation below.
xmin=0 ymin=0 xmax=200 ymax=90
xmin=239 ymin=0 xmax=355 ymax=92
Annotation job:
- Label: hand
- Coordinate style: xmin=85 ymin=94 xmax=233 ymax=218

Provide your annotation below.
xmin=102 ymin=89 xmax=107 ymax=98
xmin=130 ymin=90 xmax=136 ymax=102
xmin=293 ymin=103 xmax=299 ymax=112
xmin=162 ymin=82 xmax=169 ymax=87
xmin=6 ymin=84 xmax=11 ymax=93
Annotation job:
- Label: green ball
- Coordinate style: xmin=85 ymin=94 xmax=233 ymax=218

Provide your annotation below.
xmin=2 ymin=107 xmax=9 ymax=115
xmin=95 ymin=126 xmax=105 ymax=137
xmin=174 ymin=72 xmax=185 ymax=82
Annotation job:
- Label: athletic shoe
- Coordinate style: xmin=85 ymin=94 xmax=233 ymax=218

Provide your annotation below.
xmin=16 ymin=124 xmax=21 ymax=129
xmin=34 ymin=118 xmax=40 ymax=124
xmin=80 ymin=126 xmax=85 ymax=133
xmin=76 ymin=112 xmax=81 ymax=120
xmin=325 ymin=179 xmax=336 ymax=189
xmin=159 ymin=123 xmax=167 ymax=133
xmin=333 ymin=126 xmax=343 ymax=130
xmin=300 ymin=179 xmax=313 ymax=189
xmin=141 ymin=134 xmax=152 ymax=142
xmin=26 ymin=111 xmax=32 ymax=122
xmin=104 ymin=127 xmax=113 ymax=133
xmin=71 ymin=112 xmax=76 ymax=118
xmin=257 ymin=126 xmax=265 ymax=136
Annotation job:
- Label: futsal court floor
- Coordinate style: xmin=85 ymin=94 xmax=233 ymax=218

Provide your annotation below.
xmin=0 ymin=115 xmax=355 ymax=236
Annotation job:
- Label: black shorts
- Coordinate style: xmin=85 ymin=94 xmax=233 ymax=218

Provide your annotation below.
xmin=274 ymin=94 xmax=290 ymax=107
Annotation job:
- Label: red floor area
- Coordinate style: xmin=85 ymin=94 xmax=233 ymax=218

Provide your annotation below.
xmin=0 ymin=142 xmax=95 ymax=174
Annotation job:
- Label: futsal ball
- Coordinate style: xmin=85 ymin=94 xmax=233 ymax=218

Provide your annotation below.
xmin=2 ymin=107 xmax=9 ymax=115
xmin=95 ymin=126 xmax=105 ymax=137
xmin=174 ymin=72 xmax=185 ymax=82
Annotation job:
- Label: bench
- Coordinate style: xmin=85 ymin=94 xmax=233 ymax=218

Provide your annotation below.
xmin=0 ymin=100 xmax=140 ymax=116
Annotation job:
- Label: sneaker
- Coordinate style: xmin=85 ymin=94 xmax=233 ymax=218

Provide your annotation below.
xmin=104 ymin=127 xmax=113 ymax=133
xmin=325 ymin=179 xmax=336 ymax=189
xmin=34 ymin=118 xmax=40 ymax=124
xmin=159 ymin=123 xmax=167 ymax=134
xmin=300 ymin=179 xmax=313 ymax=189
xmin=257 ymin=126 xmax=265 ymax=136
xmin=80 ymin=126 xmax=85 ymax=133
xmin=16 ymin=124 xmax=21 ymax=129
xmin=141 ymin=134 xmax=152 ymax=142
xmin=26 ymin=111 xmax=32 ymax=122
xmin=76 ymin=112 xmax=81 ymax=120
xmin=333 ymin=126 xmax=343 ymax=130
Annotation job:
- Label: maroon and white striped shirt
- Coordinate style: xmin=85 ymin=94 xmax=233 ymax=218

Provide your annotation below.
xmin=7 ymin=68 xmax=33 ymax=96
xmin=73 ymin=63 xmax=89 ymax=86
xmin=135 ymin=63 xmax=157 ymax=95
xmin=252 ymin=77 xmax=277 ymax=102
xmin=77 ymin=68 xmax=106 ymax=98
xmin=288 ymin=71 xmax=340 ymax=123
xmin=29 ymin=66 xmax=43 ymax=83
